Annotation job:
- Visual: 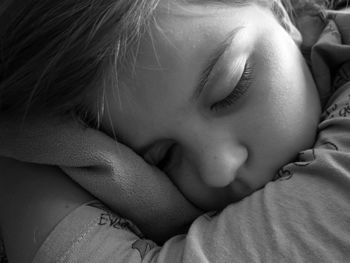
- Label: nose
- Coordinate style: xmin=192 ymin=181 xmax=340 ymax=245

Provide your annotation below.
xmin=191 ymin=138 xmax=248 ymax=188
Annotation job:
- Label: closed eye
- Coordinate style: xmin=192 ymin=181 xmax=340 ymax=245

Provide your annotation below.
xmin=211 ymin=61 xmax=254 ymax=112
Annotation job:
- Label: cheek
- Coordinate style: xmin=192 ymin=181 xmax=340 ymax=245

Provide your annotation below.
xmin=244 ymin=51 xmax=320 ymax=167
xmin=242 ymin=92 xmax=318 ymax=180
xmin=256 ymin=38 xmax=320 ymax=146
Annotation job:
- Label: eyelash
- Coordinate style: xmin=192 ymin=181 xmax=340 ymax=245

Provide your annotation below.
xmin=210 ymin=62 xmax=254 ymax=112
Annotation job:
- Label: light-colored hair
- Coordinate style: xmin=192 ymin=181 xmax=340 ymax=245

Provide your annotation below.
xmin=0 ymin=0 xmax=337 ymax=127
xmin=0 ymin=0 xmax=161 ymax=125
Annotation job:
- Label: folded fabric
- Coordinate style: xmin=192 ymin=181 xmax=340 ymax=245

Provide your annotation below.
xmin=0 ymin=115 xmax=202 ymax=243
xmin=297 ymin=9 xmax=350 ymax=105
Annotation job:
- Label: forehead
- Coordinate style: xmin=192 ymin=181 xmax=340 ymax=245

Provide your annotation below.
xmin=125 ymin=2 xmax=259 ymax=71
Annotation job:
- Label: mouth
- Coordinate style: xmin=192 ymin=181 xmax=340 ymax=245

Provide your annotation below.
xmin=229 ymin=176 xmax=255 ymax=202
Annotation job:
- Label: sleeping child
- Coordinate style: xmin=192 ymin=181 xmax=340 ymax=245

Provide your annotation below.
xmin=1 ymin=0 xmax=350 ymax=262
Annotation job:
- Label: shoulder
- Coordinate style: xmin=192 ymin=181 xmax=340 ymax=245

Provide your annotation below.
xmin=0 ymin=156 xmax=94 ymax=263
xmin=0 ymin=156 xmax=94 ymax=222
xmin=0 ymin=156 xmax=93 ymax=205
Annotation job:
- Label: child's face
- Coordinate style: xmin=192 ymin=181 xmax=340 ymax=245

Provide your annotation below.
xmin=102 ymin=2 xmax=321 ymax=211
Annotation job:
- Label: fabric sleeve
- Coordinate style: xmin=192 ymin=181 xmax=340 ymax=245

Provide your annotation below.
xmin=32 ymin=200 xmax=160 ymax=263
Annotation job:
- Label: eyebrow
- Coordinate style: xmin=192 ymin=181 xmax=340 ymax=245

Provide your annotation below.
xmin=192 ymin=26 xmax=244 ymax=100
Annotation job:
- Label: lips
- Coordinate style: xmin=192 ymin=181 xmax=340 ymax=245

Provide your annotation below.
xmin=229 ymin=175 xmax=255 ymax=202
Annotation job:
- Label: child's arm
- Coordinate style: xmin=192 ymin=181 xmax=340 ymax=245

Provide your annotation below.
xmin=0 ymin=157 xmax=95 ymax=263
xmin=2 ymin=134 xmax=350 ymax=263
